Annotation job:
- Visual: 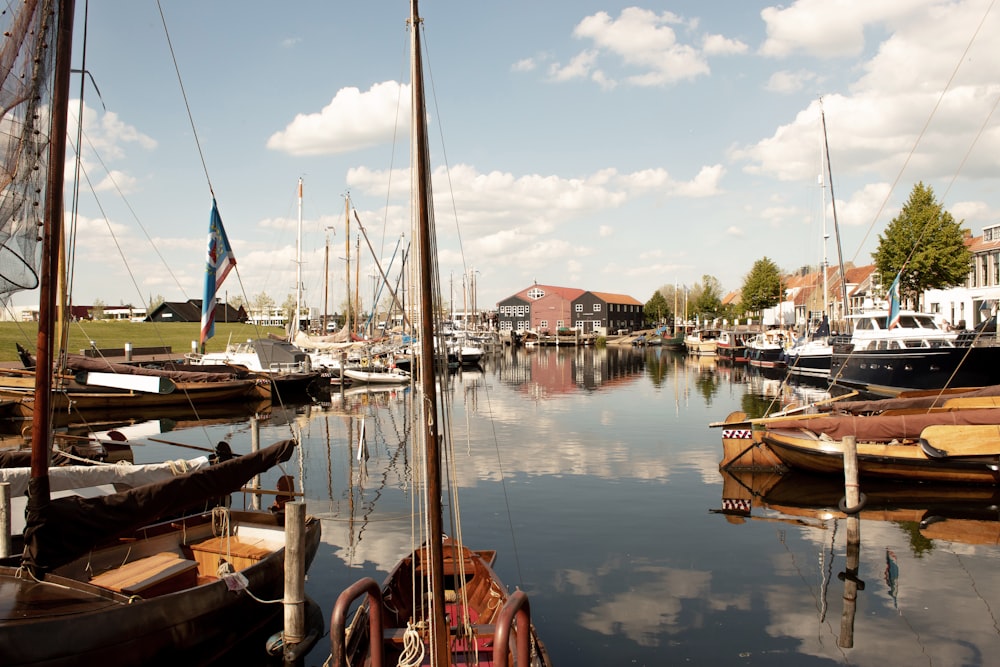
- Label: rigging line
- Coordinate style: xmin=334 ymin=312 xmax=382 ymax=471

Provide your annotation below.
xmin=379 ymin=31 xmax=411 ymax=261
xmin=154 ymin=0 xmax=214 ymax=197
xmin=480 ymin=362 xmax=526 ymax=586
xmin=68 ymin=122 xmax=189 ymax=301
xmin=849 ymin=0 xmax=995 ymax=267
xmin=65 ymin=0 xmax=90 ymax=348
xmin=421 ymin=21 xmax=470 ymax=281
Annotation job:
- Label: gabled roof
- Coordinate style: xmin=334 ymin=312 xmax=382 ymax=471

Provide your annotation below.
xmin=587 ymin=291 xmax=643 ymax=306
xmin=146 ymin=299 xmax=246 ymax=323
xmin=506 ymin=284 xmax=586 ymax=303
xmin=967 ymin=229 xmax=1000 ymax=254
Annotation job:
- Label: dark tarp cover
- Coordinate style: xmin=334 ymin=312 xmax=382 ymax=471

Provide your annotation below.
xmin=782 ymin=407 xmax=1000 ymax=442
xmin=22 ymin=439 xmax=296 ymax=573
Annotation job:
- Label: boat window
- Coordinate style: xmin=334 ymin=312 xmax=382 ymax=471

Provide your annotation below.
xmin=897 ymin=315 xmax=921 ymax=328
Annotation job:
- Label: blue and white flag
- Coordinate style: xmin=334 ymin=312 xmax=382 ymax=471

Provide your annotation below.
xmin=886 ymin=271 xmax=902 ymax=330
xmin=200 ymin=200 xmax=237 ymax=347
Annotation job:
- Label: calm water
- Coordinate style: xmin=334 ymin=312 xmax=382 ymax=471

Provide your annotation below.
xmin=132 ymin=346 xmax=1000 ymax=666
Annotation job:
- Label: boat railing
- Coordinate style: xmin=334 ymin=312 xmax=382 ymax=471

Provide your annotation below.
xmin=329 ymin=577 xmax=384 ymax=667
xmin=493 ymin=590 xmax=535 ymax=667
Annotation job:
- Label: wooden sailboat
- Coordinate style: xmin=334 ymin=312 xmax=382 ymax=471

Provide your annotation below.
xmin=0 ymin=3 xmax=321 ymax=663
xmin=328 ymin=2 xmax=551 ymax=665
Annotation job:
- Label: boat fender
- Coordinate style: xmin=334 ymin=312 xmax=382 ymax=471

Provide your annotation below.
xmin=838 ymin=492 xmax=867 ymax=515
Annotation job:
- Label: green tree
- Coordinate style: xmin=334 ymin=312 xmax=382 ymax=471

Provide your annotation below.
xmin=873 ymin=182 xmax=971 ymax=310
xmin=741 ymin=257 xmax=783 ymax=314
xmin=147 ymin=293 xmax=165 ymax=311
xmin=644 ymin=290 xmax=669 ymax=325
xmin=690 ymin=275 xmax=723 ymax=319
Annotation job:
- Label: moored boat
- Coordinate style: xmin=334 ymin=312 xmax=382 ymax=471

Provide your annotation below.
xmin=745 ymin=328 xmax=791 ymax=369
xmin=829 ymin=310 xmax=1000 ymax=396
xmin=684 ymin=327 xmax=721 ymax=355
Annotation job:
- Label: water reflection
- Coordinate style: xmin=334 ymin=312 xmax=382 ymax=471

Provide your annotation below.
xmin=108 ymin=346 xmax=1000 ymax=665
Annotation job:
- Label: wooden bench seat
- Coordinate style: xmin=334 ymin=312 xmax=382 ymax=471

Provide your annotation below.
xmin=90 ymin=552 xmax=199 ymax=597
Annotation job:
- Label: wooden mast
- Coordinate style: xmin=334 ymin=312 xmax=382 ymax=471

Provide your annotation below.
xmin=344 ymin=195 xmax=351 ymax=338
xmin=410 ymin=0 xmax=449 ymax=663
xmin=28 ymin=0 xmax=76 ymax=571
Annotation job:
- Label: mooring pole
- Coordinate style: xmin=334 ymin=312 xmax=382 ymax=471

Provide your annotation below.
xmin=0 ymin=482 xmax=10 ymax=558
xmin=839 ymin=435 xmax=862 ymax=648
xmin=250 ymin=416 xmax=261 ymax=510
xmin=283 ymin=501 xmax=307 ymax=661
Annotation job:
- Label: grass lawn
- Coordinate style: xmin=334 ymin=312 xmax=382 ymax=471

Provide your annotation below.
xmin=0 ymin=321 xmax=288 ymax=363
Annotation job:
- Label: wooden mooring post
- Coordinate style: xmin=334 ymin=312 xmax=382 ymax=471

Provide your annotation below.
xmin=838 ymin=435 xmax=863 ymax=649
xmin=0 ymin=482 xmax=10 ymax=558
xmin=283 ymin=501 xmax=307 ymax=664
xmin=250 ymin=416 xmax=261 ymax=510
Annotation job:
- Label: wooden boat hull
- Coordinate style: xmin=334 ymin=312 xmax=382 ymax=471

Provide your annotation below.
xmin=0 ymin=509 xmax=321 ymax=666
xmin=761 ymin=428 xmax=1000 ymax=484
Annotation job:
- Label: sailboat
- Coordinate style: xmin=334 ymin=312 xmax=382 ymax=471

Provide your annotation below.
xmin=0 ymin=2 xmax=321 ymax=663
xmin=785 ymin=101 xmax=847 ymax=380
xmin=328 ymin=2 xmax=552 ymax=665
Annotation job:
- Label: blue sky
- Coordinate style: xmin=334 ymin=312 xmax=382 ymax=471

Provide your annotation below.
xmin=31 ymin=0 xmax=1000 ymax=315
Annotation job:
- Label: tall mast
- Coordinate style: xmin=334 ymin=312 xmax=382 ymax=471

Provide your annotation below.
xmin=821 ymin=100 xmax=849 ymax=325
xmin=344 ymin=195 xmax=351 ymax=338
xmin=820 ymin=127 xmax=829 ymax=325
xmin=294 ymin=177 xmax=303 ymax=336
xmin=411 ymin=0 xmax=449 ymax=662
xmin=28 ymin=0 xmax=76 ymax=572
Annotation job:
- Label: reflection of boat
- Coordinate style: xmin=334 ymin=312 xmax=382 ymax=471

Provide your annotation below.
xmin=329 ymin=3 xmax=551 ymax=665
xmin=718 ymin=469 xmax=1000 ymax=545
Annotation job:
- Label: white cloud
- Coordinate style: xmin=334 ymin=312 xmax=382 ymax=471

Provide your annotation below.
xmin=266 ymin=81 xmax=409 ymax=156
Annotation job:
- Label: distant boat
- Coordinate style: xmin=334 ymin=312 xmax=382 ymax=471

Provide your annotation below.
xmin=341 ymin=366 xmax=411 ymax=385
xmin=186 ymin=338 xmax=321 ymax=394
xmin=717 ymin=329 xmax=751 ymax=362
xmin=745 ymin=329 xmax=790 ymax=368
xmin=684 ymin=327 xmax=721 ymax=355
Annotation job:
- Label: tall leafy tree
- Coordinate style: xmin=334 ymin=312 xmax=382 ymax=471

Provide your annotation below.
xmin=873 ymin=182 xmax=971 ymax=309
xmin=644 ymin=290 xmax=669 ymax=325
xmin=741 ymin=257 xmax=782 ymax=314
xmin=690 ymin=275 xmax=723 ymax=319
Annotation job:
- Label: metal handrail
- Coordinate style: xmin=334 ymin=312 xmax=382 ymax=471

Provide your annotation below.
xmin=329 ymin=577 xmax=384 ymax=667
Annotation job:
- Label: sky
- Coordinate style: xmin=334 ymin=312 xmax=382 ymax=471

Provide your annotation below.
xmin=17 ymin=0 xmax=1000 ymax=316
